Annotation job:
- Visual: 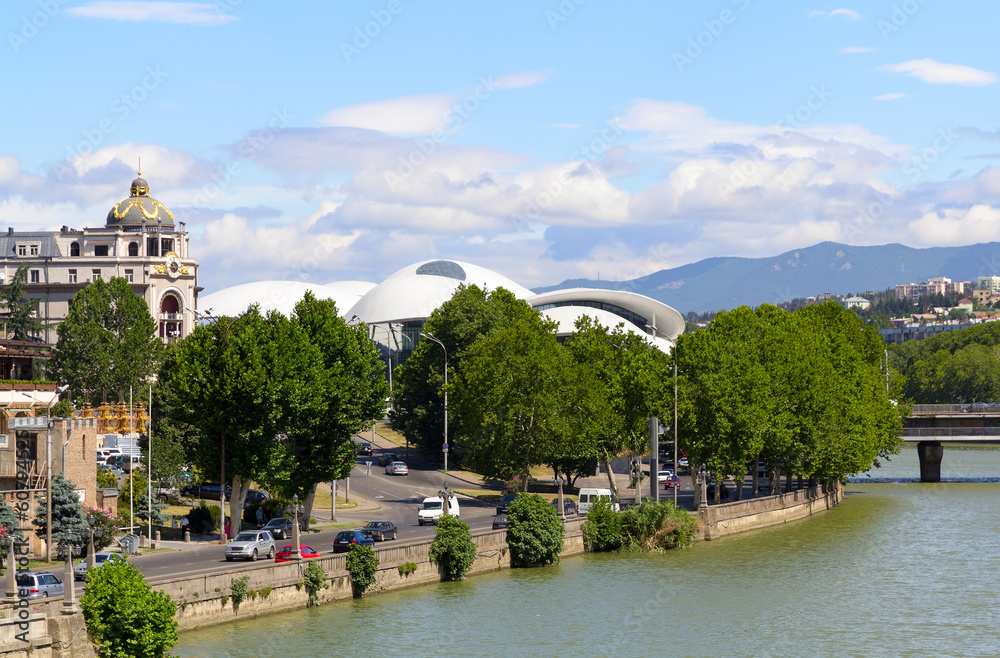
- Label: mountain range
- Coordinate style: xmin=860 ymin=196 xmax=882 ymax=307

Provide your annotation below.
xmin=535 ymin=242 xmax=1000 ymax=314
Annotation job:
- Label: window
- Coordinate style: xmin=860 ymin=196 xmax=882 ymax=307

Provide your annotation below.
xmin=128 ymin=242 xmax=138 ymax=257
xmin=92 ymin=269 xmax=101 ymax=281
xmin=70 ymin=242 xmax=80 ymax=257
xmin=29 ymin=270 xmax=39 ymax=283
xmin=16 ymin=245 xmax=26 ymax=256
xmin=68 ymin=269 xmax=77 ymax=284
xmin=146 ymin=238 xmax=159 ymax=257
xmin=29 ymin=245 xmax=38 ymax=256
xmin=94 ymin=245 xmax=109 ymax=257
xmin=124 ymin=269 xmax=133 ymax=283
xmin=160 ymin=238 xmax=174 ymax=255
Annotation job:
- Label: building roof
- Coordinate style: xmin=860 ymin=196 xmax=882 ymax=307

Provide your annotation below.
xmin=105 ymin=174 xmax=175 ymax=230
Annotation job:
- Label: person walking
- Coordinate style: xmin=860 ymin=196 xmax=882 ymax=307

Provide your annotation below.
xmin=256 ymin=506 xmax=264 ymax=528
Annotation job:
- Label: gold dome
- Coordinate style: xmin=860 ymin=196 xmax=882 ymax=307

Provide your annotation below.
xmin=106 ymin=172 xmax=175 ymax=230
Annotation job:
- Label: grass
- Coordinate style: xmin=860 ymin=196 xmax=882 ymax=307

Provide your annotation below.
xmin=374 ymin=421 xmax=407 ymax=448
xmin=312 ymin=489 xmax=358 ymax=510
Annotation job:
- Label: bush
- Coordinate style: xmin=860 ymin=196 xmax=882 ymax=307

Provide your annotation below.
xmin=230 ymin=575 xmax=249 ymax=605
xmin=303 ymin=561 xmax=329 ymax=603
xmin=397 ymin=562 xmax=418 ymax=576
xmin=581 ymin=498 xmax=625 ymax=551
xmin=583 ymin=500 xmax=697 ymax=552
xmin=506 ymin=494 xmax=564 ymax=568
xmin=345 ymin=544 xmax=378 ymax=598
xmin=80 ymin=560 xmax=178 ymax=657
xmin=85 ymin=506 xmax=121 ymax=553
xmin=429 ymin=515 xmax=477 ymax=581
xmin=187 ymin=503 xmax=220 ymax=534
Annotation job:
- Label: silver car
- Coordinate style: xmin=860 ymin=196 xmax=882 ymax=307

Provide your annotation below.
xmin=16 ymin=572 xmax=64 ymax=599
xmin=75 ymin=552 xmax=127 ymax=581
xmin=225 ymin=530 xmax=275 ymax=561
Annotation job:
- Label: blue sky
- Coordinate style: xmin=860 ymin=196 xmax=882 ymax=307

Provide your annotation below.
xmin=3 ymin=1 xmax=1000 ymax=294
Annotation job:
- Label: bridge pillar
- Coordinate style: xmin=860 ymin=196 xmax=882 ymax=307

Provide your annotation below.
xmin=917 ymin=441 xmax=944 ymax=483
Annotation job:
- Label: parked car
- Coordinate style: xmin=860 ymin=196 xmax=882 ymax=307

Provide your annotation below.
xmin=361 ymin=521 xmax=398 ymax=542
xmin=385 ymin=461 xmax=408 ymax=476
xmin=706 ymin=481 xmax=731 ymax=500
xmin=275 ymin=544 xmax=321 ymax=562
xmin=97 ymin=463 xmax=123 ymax=479
xmin=377 ymin=452 xmax=398 ymax=467
xmin=16 ymin=572 xmax=64 ymax=599
xmin=74 ymin=552 xmax=126 ymax=581
xmin=550 ymin=498 xmax=578 ymax=515
xmin=245 ymin=489 xmax=270 ymax=505
xmin=261 ymin=517 xmax=298 ymax=540
xmin=492 ymin=513 xmax=509 ymax=530
xmin=96 ymin=448 xmax=122 ymax=464
xmin=181 ymin=482 xmax=230 ymax=500
xmin=496 ymin=494 xmax=517 ymax=515
xmin=225 ymin=530 xmax=275 ymax=562
xmin=106 ymin=453 xmax=142 ymax=472
xmin=357 ymin=441 xmax=373 ymax=456
xmin=333 ymin=530 xmax=375 ymax=553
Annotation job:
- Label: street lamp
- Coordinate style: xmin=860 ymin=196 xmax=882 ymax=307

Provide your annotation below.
xmin=290 ymin=494 xmax=301 ymax=560
xmin=420 ymin=332 xmax=449 ymax=471
xmin=82 ymin=514 xmax=103 ymax=575
xmin=646 ymin=325 xmax=679 ymax=507
xmin=1 ymin=532 xmax=22 ymax=604
xmin=56 ymin=538 xmax=79 ymax=614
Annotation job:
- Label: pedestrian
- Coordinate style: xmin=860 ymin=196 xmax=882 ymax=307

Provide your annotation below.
xmin=276 ymin=504 xmax=284 ymax=518
xmin=224 ymin=516 xmax=231 ymax=538
xmin=256 ymin=506 xmax=264 ymax=528
xmin=171 ymin=516 xmax=178 ymax=540
xmin=180 ymin=515 xmax=189 ymax=534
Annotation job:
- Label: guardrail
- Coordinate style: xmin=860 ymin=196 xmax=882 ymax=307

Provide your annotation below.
xmin=911 ymin=403 xmax=1000 ymax=415
xmin=901 ymin=427 xmax=1000 ymax=438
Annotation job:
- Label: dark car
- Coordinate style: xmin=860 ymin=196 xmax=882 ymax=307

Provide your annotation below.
xmin=706 ymin=481 xmax=731 ymax=500
xmin=550 ymin=498 xmax=578 ymax=515
xmin=261 ymin=517 xmax=296 ymax=540
xmin=377 ymin=452 xmax=398 ymax=467
xmin=245 ymin=489 xmax=270 ymax=505
xmin=180 ymin=482 xmax=230 ymax=500
xmin=361 ymin=520 xmax=398 ymax=542
xmin=496 ymin=494 xmax=517 ymax=515
xmin=357 ymin=441 xmax=373 ymax=456
xmin=333 ymin=530 xmax=375 ymax=553
xmin=492 ymin=513 xmax=509 ymax=530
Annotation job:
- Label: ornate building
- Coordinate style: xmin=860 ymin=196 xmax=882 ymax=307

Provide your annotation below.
xmin=0 ymin=172 xmax=199 ymax=343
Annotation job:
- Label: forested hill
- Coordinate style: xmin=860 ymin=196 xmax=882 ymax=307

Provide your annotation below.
xmin=891 ymin=320 xmax=1000 ymax=403
xmin=536 ymin=241 xmax=1000 ymax=314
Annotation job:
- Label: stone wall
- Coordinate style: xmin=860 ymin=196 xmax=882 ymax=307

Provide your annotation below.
xmin=699 ymin=480 xmax=843 ymax=540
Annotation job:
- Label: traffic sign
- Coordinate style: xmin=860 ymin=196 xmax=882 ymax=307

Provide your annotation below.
xmin=442 ymin=443 xmax=449 ymax=451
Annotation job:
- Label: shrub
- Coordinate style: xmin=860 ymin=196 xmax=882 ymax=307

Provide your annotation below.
xmin=187 ymin=503 xmax=220 ymax=534
xmin=230 ymin=575 xmax=249 ymax=605
xmin=260 ymin=586 xmax=272 ymax=598
xmin=506 ymin=494 xmax=564 ymax=568
xmin=345 ymin=544 xmax=378 ymax=598
xmin=582 ymin=498 xmax=625 ymax=551
xmin=397 ymin=562 xmax=418 ymax=576
xmin=583 ymin=500 xmax=697 ymax=552
xmin=428 ymin=515 xmax=476 ymax=581
xmin=80 ymin=560 xmax=178 ymax=657
xmin=303 ymin=561 xmax=329 ymax=603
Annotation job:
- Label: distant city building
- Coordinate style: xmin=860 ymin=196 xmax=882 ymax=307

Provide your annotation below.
xmin=816 ymin=293 xmax=840 ymax=302
xmin=841 ymin=296 xmax=871 ymax=311
xmin=881 ymin=317 xmax=1000 ymax=344
xmin=0 ymin=173 xmax=199 ymax=344
xmin=977 ymin=275 xmax=1000 ymax=293
xmin=894 ymin=276 xmax=969 ymax=302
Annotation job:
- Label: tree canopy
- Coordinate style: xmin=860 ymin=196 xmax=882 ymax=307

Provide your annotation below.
xmin=0 ymin=263 xmax=45 ymax=341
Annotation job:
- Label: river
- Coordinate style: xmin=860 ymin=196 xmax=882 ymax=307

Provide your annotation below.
xmin=175 ymin=444 xmax=1000 ymax=657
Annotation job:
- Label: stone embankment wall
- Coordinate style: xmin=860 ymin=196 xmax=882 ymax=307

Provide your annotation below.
xmin=699 ymin=480 xmax=843 ymax=540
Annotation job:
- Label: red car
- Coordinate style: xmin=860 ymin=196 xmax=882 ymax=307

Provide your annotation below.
xmin=663 ymin=475 xmax=681 ymax=490
xmin=274 ymin=544 xmax=321 ymax=562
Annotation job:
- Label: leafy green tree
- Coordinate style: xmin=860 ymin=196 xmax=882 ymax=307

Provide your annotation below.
xmin=33 ymin=473 xmax=87 ymax=546
xmin=429 ymin=514 xmax=477 ymax=581
xmin=345 ymin=544 xmax=378 ymax=597
xmin=81 ymin=560 xmax=178 ymax=657
xmin=505 ymin=494 xmax=564 ymax=567
xmin=134 ymin=493 xmax=168 ymax=525
xmin=48 ymin=277 xmax=159 ymax=403
xmin=303 ymin=560 xmax=329 ymax=604
xmin=0 ymin=263 xmax=45 ymax=341
xmin=84 ymin=506 xmax=119 ymax=553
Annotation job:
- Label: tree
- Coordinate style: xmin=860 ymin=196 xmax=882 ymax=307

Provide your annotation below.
xmin=345 ymin=544 xmax=378 ymax=597
xmin=505 ymin=494 xmax=563 ymax=567
xmin=33 ymin=473 xmax=87 ymax=546
xmin=0 ymin=263 xmax=45 ymax=341
xmin=81 ymin=560 xmax=178 ymax=657
xmin=48 ymin=277 xmax=159 ymax=403
xmin=134 ymin=493 xmax=168 ymax=525
xmin=429 ymin=515 xmax=477 ymax=581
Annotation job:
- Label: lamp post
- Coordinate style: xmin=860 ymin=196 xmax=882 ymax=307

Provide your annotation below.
xmin=1 ymin=533 xmax=20 ymax=604
xmin=556 ymin=471 xmax=565 ymax=519
xmin=290 ymin=494 xmax=301 ymax=560
xmin=56 ymin=539 xmax=78 ymax=614
xmin=420 ymin=332 xmax=449 ymax=471
xmin=646 ymin=325 xmax=679 ymax=507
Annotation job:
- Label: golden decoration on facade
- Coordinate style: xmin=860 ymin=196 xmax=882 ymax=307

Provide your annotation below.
xmin=109 ymin=198 xmax=175 ymax=222
xmin=152 ymin=251 xmax=190 ymax=276
xmin=90 ymin=403 xmax=146 ymax=434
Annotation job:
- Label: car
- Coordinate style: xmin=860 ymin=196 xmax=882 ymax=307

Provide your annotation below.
xmin=333 ymin=530 xmax=375 ymax=553
xmin=357 ymin=441 xmax=373 ymax=456
xmin=706 ymin=481 xmax=731 ymax=500
xmin=492 ymin=513 xmax=509 ymax=530
xmin=16 ymin=572 xmax=64 ymax=599
xmin=275 ymin=544 xmax=320 ymax=562
xmin=97 ymin=463 xmax=123 ymax=479
xmin=495 ymin=494 xmax=517 ymax=515
xmin=418 ymin=496 xmax=460 ymax=525
xmin=225 ymin=530 xmax=275 ymax=562
xmin=261 ymin=517 xmax=297 ymax=540
xmin=74 ymin=552 xmax=127 ymax=581
xmin=181 ymin=482 xmax=230 ymax=500
xmin=97 ymin=448 xmax=122 ymax=463
xmin=385 ymin=461 xmax=408 ymax=476
xmin=106 ymin=453 xmax=142 ymax=472
xmin=377 ymin=452 xmax=398 ymax=467
xmin=245 ymin=489 xmax=270 ymax=505
xmin=361 ymin=521 xmax=398 ymax=542
xmin=663 ymin=475 xmax=681 ymax=490
xmin=550 ymin=498 xmax=578 ymax=515
xmin=657 ymin=469 xmax=674 ymax=483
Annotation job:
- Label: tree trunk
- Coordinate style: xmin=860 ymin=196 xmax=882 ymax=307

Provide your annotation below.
xmin=603 ymin=460 xmax=618 ymax=498
xmin=734 ymin=474 xmax=743 ymax=501
xmin=751 ymin=459 xmax=759 ymax=498
xmin=301 ymin=484 xmax=318 ymax=531
xmin=784 ymin=471 xmax=792 ymax=493
xmin=229 ymin=475 xmax=252 ymax=538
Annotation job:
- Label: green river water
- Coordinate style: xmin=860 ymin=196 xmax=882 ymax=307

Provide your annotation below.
xmin=175 ymin=445 xmax=1000 ymax=657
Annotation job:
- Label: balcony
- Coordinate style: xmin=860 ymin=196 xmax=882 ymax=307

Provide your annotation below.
xmin=160 ymin=313 xmax=182 ymax=321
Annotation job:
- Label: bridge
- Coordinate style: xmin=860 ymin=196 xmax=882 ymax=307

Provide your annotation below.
xmin=902 ymin=404 xmax=1000 ymax=481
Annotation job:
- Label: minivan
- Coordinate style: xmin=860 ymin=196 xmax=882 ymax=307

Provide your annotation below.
xmin=576 ymin=488 xmax=619 ymax=514
xmin=417 ymin=495 xmax=460 ymax=525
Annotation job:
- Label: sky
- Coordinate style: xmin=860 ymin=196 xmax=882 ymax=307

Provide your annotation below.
xmin=2 ymin=1 xmax=1000 ymax=295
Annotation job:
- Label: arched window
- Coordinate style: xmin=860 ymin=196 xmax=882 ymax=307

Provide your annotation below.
xmin=128 ymin=242 xmax=138 ymax=256
xmin=69 ymin=242 xmax=79 ymax=256
xmin=160 ymin=294 xmax=180 ymax=314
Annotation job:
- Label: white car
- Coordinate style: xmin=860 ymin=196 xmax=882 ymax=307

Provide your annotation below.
xmin=417 ymin=495 xmax=460 ymax=525
xmin=385 ymin=461 xmax=408 ymax=476
xmin=657 ymin=469 xmax=674 ymax=483
xmin=75 ymin=552 xmax=126 ymax=581
xmin=225 ymin=530 xmax=275 ymax=562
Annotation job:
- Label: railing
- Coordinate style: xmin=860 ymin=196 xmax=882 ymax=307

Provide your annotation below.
xmin=901 ymin=427 xmax=1000 ymax=438
xmin=910 ymin=403 xmax=1000 ymax=415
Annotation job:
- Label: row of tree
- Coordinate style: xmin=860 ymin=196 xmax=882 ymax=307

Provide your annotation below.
xmin=889 ymin=320 xmax=1000 ymax=403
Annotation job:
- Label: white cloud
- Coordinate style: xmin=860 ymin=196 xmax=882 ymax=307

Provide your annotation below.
xmin=875 ymin=93 xmax=907 ymax=101
xmin=319 ymin=95 xmax=455 ymax=136
xmin=909 ymin=205 xmax=1000 ymax=244
xmin=809 ymin=8 xmax=862 ymax=20
xmin=879 ymin=59 xmax=996 ymax=86
xmin=493 ymin=71 xmax=549 ymax=90
xmin=68 ymin=2 xmax=236 ymax=25
xmin=840 ymin=46 xmax=875 ymax=54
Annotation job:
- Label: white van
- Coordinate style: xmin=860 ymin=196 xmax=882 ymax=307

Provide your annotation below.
xmin=417 ymin=495 xmax=460 ymax=525
xmin=97 ymin=448 xmax=122 ymax=464
xmin=576 ymin=488 xmax=619 ymax=514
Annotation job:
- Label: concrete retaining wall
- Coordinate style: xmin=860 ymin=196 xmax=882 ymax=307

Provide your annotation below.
xmin=700 ymin=480 xmax=843 ymax=540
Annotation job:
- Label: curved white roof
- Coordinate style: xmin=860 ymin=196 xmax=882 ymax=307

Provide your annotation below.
xmin=530 ymin=288 xmax=684 ymax=343
xmin=199 ymin=281 xmax=366 ymax=318
xmin=347 ymin=259 xmax=533 ymax=324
